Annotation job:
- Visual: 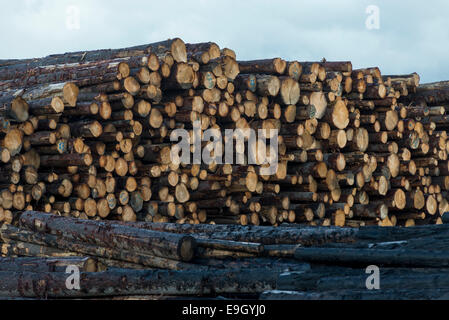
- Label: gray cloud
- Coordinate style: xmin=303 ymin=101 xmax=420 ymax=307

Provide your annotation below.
xmin=1 ymin=0 xmax=448 ymax=83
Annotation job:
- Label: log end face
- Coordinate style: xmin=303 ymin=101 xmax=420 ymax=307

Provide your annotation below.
xmin=310 ymin=92 xmax=327 ymax=119
xmin=124 ymin=77 xmax=141 ymax=96
xmin=223 ymin=56 xmax=240 ymax=81
xmin=171 ymin=38 xmax=187 ymax=63
xmin=268 ymin=76 xmax=281 ymax=97
xmin=274 ymin=58 xmax=287 ymax=75
xmin=179 ymin=236 xmax=196 ymax=262
xmin=332 ymin=100 xmax=349 ymax=130
xmin=63 ymin=83 xmax=79 ymax=107
xmin=379 ymin=204 xmax=389 ymax=221
xmin=1 ymin=148 xmax=11 ymax=163
xmin=175 ymin=63 xmax=195 ymax=88
xmin=11 ymin=97 xmax=29 ymax=122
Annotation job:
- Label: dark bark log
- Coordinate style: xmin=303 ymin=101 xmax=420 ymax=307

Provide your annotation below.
xmin=238 ymin=59 xmax=286 ymax=75
xmin=96 ymin=220 xmax=358 ymax=245
xmin=260 ymin=288 xmax=449 ymax=300
xmin=194 ymin=238 xmax=263 ymax=253
xmin=0 ymin=224 xmax=198 ymax=270
xmin=0 ymin=269 xmax=276 ymax=298
xmin=1 ymin=240 xmax=78 ymax=258
xmin=320 ymin=61 xmax=353 ymax=73
xmin=19 ymin=211 xmax=196 ymax=261
xmin=0 ymin=256 xmax=98 ymax=272
xmin=294 ymin=247 xmax=449 ymax=267
xmin=277 ymin=267 xmax=449 ymax=291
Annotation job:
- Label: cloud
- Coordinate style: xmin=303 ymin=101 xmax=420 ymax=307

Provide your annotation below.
xmin=0 ymin=0 xmax=448 ymax=83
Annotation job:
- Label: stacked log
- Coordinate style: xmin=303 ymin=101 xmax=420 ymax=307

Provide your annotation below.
xmin=0 ymin=38 xmax=448 ymax=228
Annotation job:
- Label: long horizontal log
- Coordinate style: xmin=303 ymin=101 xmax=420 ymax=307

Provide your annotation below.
xmin=277 ymin=267 xmax=449 ymax=291
xmin=0 ymin=58 xmax=146 ymax=91
xmin=194 ymin=238 xmax=264 ymax=253
xmin=99 ymin=220 xmax=358 ymax=245
xmin=0 ymin=38 xmax=186 ymax=79
xmin=19 ymin=211 xmax=196 ymax=262
xmin=354 ymin=224 xmax=449 ymax=242
xmin=294 ymin=247 xmax=449 ymax=267
xmin=195 ymin=247 xmax=256 ymax=259
xmin=1 ymin=240 xmax=78 ymax=258
xmin=0 ymin=82 xmax=79 ymax=107
xmin=321 ymin=61 xmax=353 ymax=73
xmin=0 ymin=268 xmax=276 ymax=298
xmin=0 ymin=256 xmax=98 ymax=272
xmin=0 ymin=224 xmax=199 ymax=270
xmin=259 ymin=288 xmax=449 ymax=300
xmin=237 ymin=58 xmax=286 ymax=75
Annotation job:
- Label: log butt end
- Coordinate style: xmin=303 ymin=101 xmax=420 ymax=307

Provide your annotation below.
xmin=179 ymin=236 xmax=196 ymax=262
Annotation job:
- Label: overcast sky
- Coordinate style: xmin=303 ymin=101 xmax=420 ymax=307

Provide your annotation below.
xmin=1 ymin=0 xmax=448 ymax=83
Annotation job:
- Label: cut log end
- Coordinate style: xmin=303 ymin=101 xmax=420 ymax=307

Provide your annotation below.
xmin=179 ymin=236 xmax=196 ymax=262
xmin=11 ymin=97 xmax=29 ymax=122
xmin=332 ymin=100 xmax=349 ymax=129
xmin=63 ymin=83 xmax=79 ymax=107
xmin=170 ymin=38 xmax=188 ymax=63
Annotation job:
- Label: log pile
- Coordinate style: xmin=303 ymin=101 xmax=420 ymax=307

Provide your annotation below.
xmin=0 ymin=38 xmax=448 ymax=228
xmin=0 ymin=210 xmax=309 ymax=298
xmin=1 ymin=211 xmax=449 ymax=299
xmin=262 ymin=214 xmax=449 ymax=300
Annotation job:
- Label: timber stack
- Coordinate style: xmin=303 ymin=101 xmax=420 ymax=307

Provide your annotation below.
xmin=0 ymin=37 xmax=448 ymax=228
xmin=1 ymin=210 xmax=449 ymax=299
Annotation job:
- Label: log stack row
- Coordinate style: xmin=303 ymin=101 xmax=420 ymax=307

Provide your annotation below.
xmin=0 ymin=38 xmax=448 ymax=227
xmin=0 ymin=210 xmax=309 ymax=298
xmin=1 ymin=211 xmax=449 ymax=299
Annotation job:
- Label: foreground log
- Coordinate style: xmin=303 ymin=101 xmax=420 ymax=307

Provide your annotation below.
xmin=1 ymin=240 xmax=78 ymax=258
xmin=0 ymin=224 xmax=199 ymax=270
xmin=101 ymin=220 xmax=358 ymax=245
xmin=259 ymin=288 xmax=449 ymax=300
xmin=277 ymin=267 xmax=449 ymax=291
xmin=194 ymin=238 xmax=264 ymax=253
xmin=69 ymin=218 xmax=264 ymax=252
xmin=354 ymin=224 xmax=449 ymax=242
xmin=19 ymin=211 xmax=196 ymax=262
xmin=0 ymin=256 xmax=98 ymax=272
xmin=294 ymin=247 xmax=449 ymax=267
xmin=0 ymin=269 xmax=277 ymax=298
